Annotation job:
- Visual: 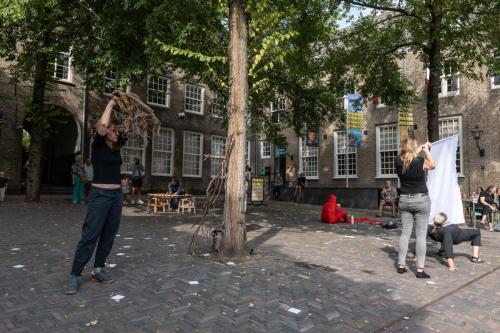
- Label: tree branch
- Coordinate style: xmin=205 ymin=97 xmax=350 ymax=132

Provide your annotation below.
xmin=346 ymin=0 xmax=426 ymax=22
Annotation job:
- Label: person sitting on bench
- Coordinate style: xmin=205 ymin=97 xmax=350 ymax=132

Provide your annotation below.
xmin=427 ymin=212 xmax=484 ymax=271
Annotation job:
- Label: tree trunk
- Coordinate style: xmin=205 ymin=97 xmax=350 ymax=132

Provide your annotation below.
xmin=221 ymin=0 xmax=248 ymax=257
xmin=425 ymin=2 xmax=442 ymax=142
xmin=25 ymin=43 xmax=50 ymax=202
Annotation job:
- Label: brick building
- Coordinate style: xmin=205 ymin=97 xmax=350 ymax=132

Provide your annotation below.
xmin=0 ymin=54 xmax=227 ymax=193
xmin=251 ymin=53 xmax=500 ymax=208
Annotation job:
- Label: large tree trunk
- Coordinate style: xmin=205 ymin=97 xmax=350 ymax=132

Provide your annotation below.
xmin=25 ymin=43 xmax=50 ymax=202
xmin=221 ymin=0 xmax=248 ymax=257
xmin=425 ymin=2 xmax=442 ymax=142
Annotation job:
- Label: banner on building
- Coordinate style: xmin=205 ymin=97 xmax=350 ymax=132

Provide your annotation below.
xmin=399 ymin=106 xmax=414 ymax=143
xmin=306 ymin=131 xmax=319 ymax=147
xmin=346 ymin=93 xmax=363 ymax=148
xmin=426 ymin=135 xmax=464 ymax=225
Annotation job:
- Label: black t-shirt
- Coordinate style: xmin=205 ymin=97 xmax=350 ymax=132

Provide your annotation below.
xmin=427 ymin=224 xmax=464 ymax=259
xmin=0 ymin=177 xmax=7 ymax=188
xmin=91 ymin=133 xmax=123 ymax=185
xmin=395 ymin=156 xmax=428 ymax=194
xmin=479 ymin=191 xmax=494 ymax=205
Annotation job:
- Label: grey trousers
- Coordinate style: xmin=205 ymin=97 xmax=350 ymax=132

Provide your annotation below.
xmin=398 ymin=194 xmax=431 ymax=268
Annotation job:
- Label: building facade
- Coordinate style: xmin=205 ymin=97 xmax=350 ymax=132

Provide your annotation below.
xmin=250 ymin=53 xmax=500 ymax=206
xmin=0 ymin=54 xmax=227 ymax=193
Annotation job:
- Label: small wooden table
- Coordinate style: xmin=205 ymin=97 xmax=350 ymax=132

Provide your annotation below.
xmin=147 ymin=193 xmax=193 ymax=213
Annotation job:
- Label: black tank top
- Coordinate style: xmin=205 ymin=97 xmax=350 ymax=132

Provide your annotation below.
xmin=395 ymin=156 xmax=428 ymax=194
xmin=91 ymin=133 xmax=123 ymax=185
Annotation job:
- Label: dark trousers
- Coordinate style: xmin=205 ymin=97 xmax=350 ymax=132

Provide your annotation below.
xmin=458 ymin=229 xmax=481 ymax=247
xmin=71 ymin=187 xmax=123 ymax=276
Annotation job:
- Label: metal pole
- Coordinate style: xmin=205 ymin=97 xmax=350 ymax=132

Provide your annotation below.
xmin=345 ymin=96 xmax=349 ymax=188
xmin=81 ymin=69 xmax=88 ymax=155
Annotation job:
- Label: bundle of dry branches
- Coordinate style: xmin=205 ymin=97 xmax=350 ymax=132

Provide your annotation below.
xmin=188 ymin=137 xmax=234 ymax=255
xmin=111 ymin=91 xmax=161 ymax=147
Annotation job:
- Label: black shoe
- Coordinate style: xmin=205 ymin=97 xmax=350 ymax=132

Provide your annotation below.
xmin=91 ymin=270 xmax=114 ymax=284
xmin=416 ymin=270 xmax=430 ymax=279
xmin=397 ymin=266 xmax=407 ymax=274
xmin=64 ymin=275 xmax=80 ymax=295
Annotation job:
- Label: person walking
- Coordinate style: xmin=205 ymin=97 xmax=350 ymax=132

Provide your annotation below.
xmin=479 ymin=185 xmax=497 ymax=232
xmin=395 ymin=137 xmax=435 ymax=279
xmin=0 ymin=171 xmax=8 ymax=202
xmin=65 ymin=98 xmax=126 ymax=295
xmin=83 ymin=157 xmax=94 ymax=202
xmin=129 ymin=157 xmax=144 ymax=205
xmin=71 ymin=155 xmax=86 ymax=205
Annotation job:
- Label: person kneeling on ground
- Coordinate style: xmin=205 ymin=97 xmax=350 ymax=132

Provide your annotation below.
xmin=427 ymin=212 xmax=484 ymax=271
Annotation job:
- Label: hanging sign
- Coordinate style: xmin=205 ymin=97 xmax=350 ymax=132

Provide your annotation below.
xmin=399 ymin=106 xmax=414 ymax=143
xmin=251 ymin=178 xmax=265 ymax=202
xmin=346 ymin=93 xmax=364 ymax=148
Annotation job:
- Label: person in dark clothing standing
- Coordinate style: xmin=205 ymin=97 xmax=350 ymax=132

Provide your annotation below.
xmin=428 ymin=212 xmax=484 ymax=271
xmin=479 ymin=185 xmax=497 ymax=232
xmin=395 ymin=137 xmax=435 ymax=279
xmin=65 ymin=98 xmax=126 ymax=295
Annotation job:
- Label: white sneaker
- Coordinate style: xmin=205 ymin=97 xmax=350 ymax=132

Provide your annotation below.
xmin=137 ymin=200 xmax=144 ymax=205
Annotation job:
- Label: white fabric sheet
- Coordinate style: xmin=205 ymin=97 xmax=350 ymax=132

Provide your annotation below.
xmin=426 ymin=135 xmax=465 ymax=225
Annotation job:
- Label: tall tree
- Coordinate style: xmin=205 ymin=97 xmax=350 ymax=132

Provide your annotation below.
xmin=341 ymin=0 xmax=499 ymax=141
xmin=0 ymin=0 xmax=152 ymax=201
xmin=144 ymin=0 xmax=346 ymax=257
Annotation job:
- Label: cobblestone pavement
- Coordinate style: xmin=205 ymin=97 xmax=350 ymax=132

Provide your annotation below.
xmin=1 ymin=196 xmax=499 ymax=332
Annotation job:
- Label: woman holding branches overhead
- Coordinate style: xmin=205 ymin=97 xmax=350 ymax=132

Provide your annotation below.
xmin=65 ymin=97 xmax=126 ymax=294
xmin=395 ymin=137 xmax=435 ymax=279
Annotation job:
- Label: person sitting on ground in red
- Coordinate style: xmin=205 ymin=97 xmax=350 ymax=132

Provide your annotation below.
xmin=427 ymin=212 xmax=484 ymax=271
xmin=378 ymin=180 xmax=398 ymax=217
xmin=321 ymin=194 xmax=348 ymax=224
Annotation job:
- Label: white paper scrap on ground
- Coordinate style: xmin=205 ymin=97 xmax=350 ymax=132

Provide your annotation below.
xmin=189 ymin=281 xmax=199 ymax=285
xmin=226 ymin=261 xmax=236 ymax=266
xmin=344 ymin=235 xmax=356 ymax=239
xmin=202 ymin=253 xmax=210 ymax=257
xmin=168 ymin=244 xmax=176 ymax=247
xmin=426 ymin=135 xmax=464 ymax=225
xmin=106 ymin=263 xmax=117 ymax=268
xmin=111 ymin=295 xmax=125 ymax=302
xmin=124 ymin=237 xmax=134 ymax=240
xmin=13 ymin=265 xmax=24 ymax=268
xmin=144 ymin=237 xmax=151 ymax=240
xmin=116 ymin=253 xmax=125 ymax=256
xmin=162 ymin=238 xmax=168 ymax=240
xmin=11 ymin=248 xmax=21 ymax=251
xmin=288 ymin=307 xmax=302 ymax=314
xmin=122 ymin=246 xmax=131 ymax=248
xmin=425 ymin=281 xmax=436 ymax=285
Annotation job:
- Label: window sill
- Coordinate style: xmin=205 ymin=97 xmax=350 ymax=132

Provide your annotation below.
xmin=55 ymin=79 xmax=75 ymax=86
xmin=375 ymin=175 xmax=398 ymax=179
xmin=184 ymin=110 xmax=204 ymax=116
xmin=491 ymin=85 xmax=500 ymax=90
xmin=152 ymin=173 xmax=173 ymax=177
xmin=261 ymin=156 xmax=271 ymax=159
xmin=333 ymin=176 xmax=358 ymax=179
xmin=148 ymin=102 xmax=170 ymax=109
xmin=439 ymin=91 xmax=460 ymax=98
xmin=182 ymin=174 xmax=203 ymax=178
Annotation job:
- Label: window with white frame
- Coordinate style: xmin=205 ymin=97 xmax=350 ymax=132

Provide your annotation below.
xmin=152 ymin=128 xmax=174 ymax=176
xmin=271 ymin=96 xmax=286 ymax=123
xmin=261 ymin=141 xmax=271 ymax=159
xmin=439 ymin=116 xmax=463 ymax=175
xmin=211 ymin=91 xmax=225 ymax=118
xmin=183 ymin=131 xmax=203 ymax=177
xmin=491 ymin=75 xmax=500 ymax=89
xmin=299 ymin=137 xmax=319 ymax=179
xmin=53 ymin=52 xmax=72 ymax=82
xmin=245 ymin=141 xmax=251 ymax=167
xmin=120 ymin=136 xmax=145 ymax=174
xmin=439 ymin=70 xmax=460 ymax=97
xmin=211 ymin=136 xmax=226 ymax=176
xmin=185 ymin=84 xmax=204 ymax=114
xmin=376 ymin=125 xmax=399 ymax=177
xmin=334 ymin=132 xmax=357 ymax=177
xmin=104 ymin=70 xmax=118 ymax=95
xmin=147 ymin=75 xmax=170 ymax=107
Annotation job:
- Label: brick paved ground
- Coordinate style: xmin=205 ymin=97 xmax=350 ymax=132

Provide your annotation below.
xmin=1 ymin=196 xmax=499 ymax=332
